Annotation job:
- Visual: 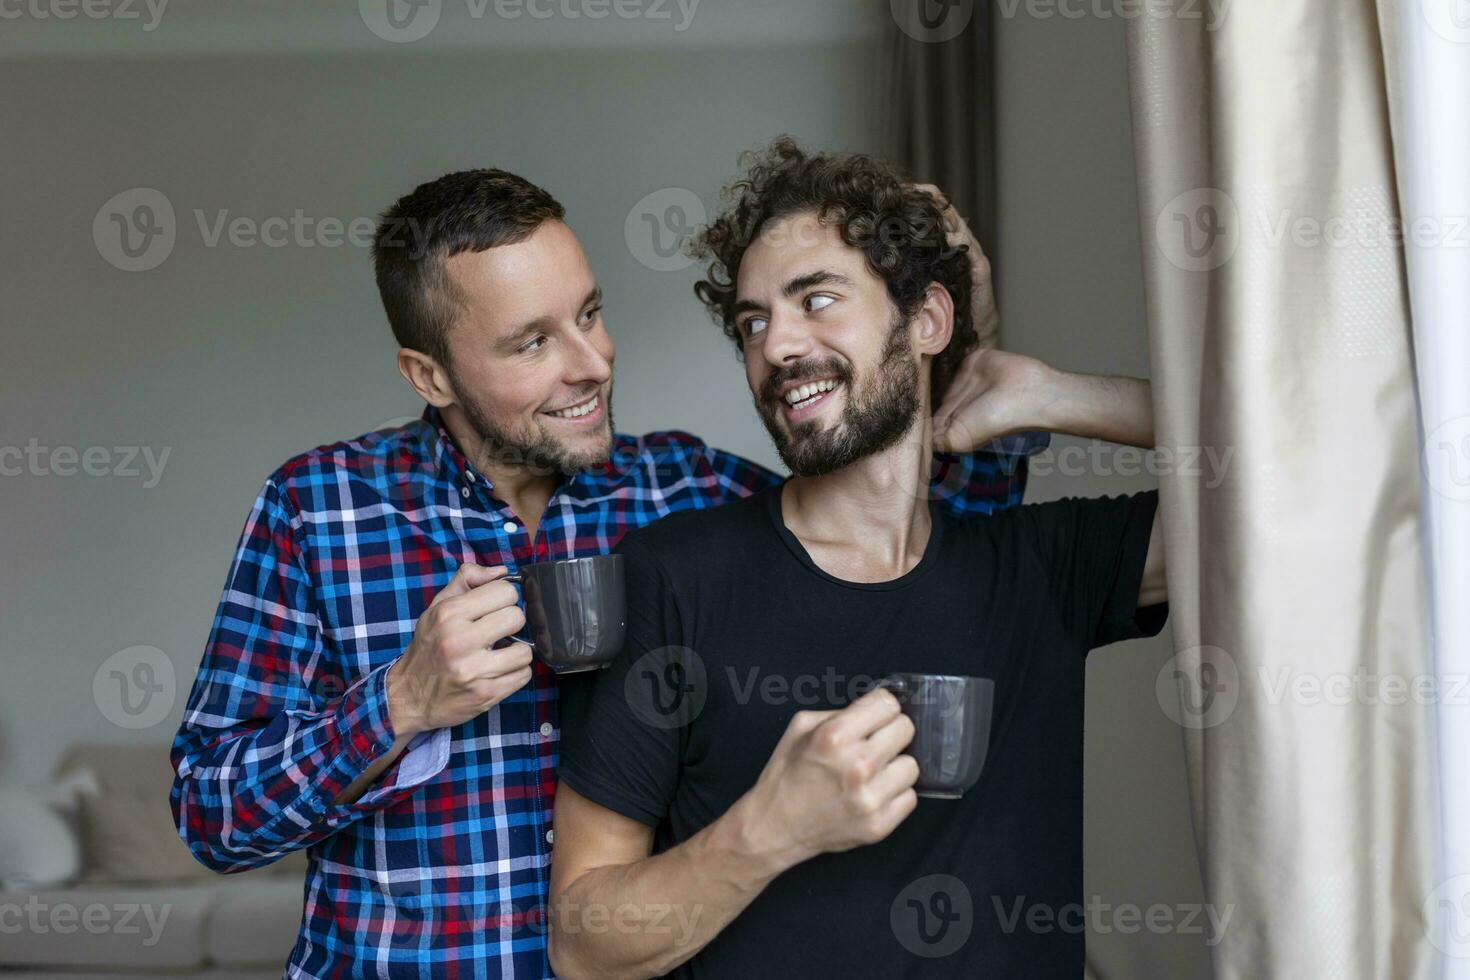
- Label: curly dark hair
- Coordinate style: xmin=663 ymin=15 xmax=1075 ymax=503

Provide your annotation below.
xmin=691 ymin=137 xmax=977 ymax=406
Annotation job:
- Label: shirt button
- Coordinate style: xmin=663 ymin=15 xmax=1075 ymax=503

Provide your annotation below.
xmin=460 ymin=486 xmax=470 ymax=499
xmin=465 ymin=471 xmax=475 ymax=482
xmin=504 ymin=521 xmax=519 ymax=534
xmin=545 ymin=829 xmax=555 ymax=845
xmin=539 ymin=722 xmax=553 ymax=738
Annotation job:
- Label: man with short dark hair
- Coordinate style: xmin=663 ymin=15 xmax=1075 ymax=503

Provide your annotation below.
xmin=549 ymin=139 xmax=1168 ymax=978
xmin=169 ymin=163 xmax=1042 ymax=978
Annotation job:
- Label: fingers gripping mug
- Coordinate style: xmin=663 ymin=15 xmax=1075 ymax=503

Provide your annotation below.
xmin=504 ymin=555 xmax=626 ymax=674
xmin=878 ymin=673 xmax=995 ymax=800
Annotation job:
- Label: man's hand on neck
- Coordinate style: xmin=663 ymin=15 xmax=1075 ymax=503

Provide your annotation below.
xmin=933 ymin=348 xmax=1155 ymax=453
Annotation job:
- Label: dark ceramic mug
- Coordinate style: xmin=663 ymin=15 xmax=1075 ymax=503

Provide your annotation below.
xmin=504 ymin=555 xmax=626 ymax=674
xmin=878 ymin=672 xmax=995 ymax=800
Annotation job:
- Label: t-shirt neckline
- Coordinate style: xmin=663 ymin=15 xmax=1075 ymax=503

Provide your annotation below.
xmin=764 ymin=480 xmax=944 ymax=593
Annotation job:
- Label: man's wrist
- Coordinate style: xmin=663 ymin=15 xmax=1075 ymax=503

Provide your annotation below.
xmin=710 ymin=794 xmax=806 ymax=889
xmin=983 ymin=359 xmax=1072 ymax=439
xmin=384 ymin=659 xmax=427 ymax=742
xmin=1030 ymin=364 xmax=1080 ymax=435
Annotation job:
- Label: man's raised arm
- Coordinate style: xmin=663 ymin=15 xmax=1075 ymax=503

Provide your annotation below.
xmin=933 ymin=347 xmax=1166 ymax=605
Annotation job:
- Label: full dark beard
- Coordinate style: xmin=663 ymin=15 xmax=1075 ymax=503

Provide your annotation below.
xmin=449 ymin=367 xmax=616 ymax=477
xmin=757 ymin=315 xmax=920 ymax=478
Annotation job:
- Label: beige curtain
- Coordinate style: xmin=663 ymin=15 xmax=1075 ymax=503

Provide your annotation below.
xmin=1125 ymin=2 xmax=1433 ymax=977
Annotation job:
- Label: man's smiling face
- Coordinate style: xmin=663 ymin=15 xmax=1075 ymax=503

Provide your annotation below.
xmin=733 ymin=211 xmax=922 ymax=477
xmin=440 ymin=219 xmax=616 ymax=473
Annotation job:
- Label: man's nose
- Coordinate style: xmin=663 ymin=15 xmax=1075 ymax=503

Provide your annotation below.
xmin=761 ymin=309 xmax=814 ymax=365
xmin=565 ymin=327 xmax=613 ymax=386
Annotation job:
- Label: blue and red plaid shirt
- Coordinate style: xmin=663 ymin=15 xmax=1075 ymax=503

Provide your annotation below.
xmin=170 ymin=405 xmax=1035 ymax=979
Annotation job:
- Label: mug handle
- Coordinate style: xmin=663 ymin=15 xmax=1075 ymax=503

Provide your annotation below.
xmin=875 ymin=674 xmax=912 ymax=700
xmin=499 ymin=573 xmax=536 ymax=650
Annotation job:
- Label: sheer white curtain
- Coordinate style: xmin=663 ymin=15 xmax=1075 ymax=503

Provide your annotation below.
xmin=1391 ymin=0 xmax=1470 ymax=974
xmin=1124 ymin=2 xmax=1434 ymax=976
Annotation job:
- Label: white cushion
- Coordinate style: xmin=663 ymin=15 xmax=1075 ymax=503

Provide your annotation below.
xmin=53 ymin=745 xmax=217 ymax=886
xmin=0 ymin=788 xmax=81 ymax=891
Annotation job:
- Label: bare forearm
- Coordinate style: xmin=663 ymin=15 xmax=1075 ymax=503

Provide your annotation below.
xmin=1034 ymin=369 xmax=1168 ymax=601
xmin=550 ymin=798 xmax=791 ymax=980
xmin=1036 ymin=369 xmax=1154 ymax=449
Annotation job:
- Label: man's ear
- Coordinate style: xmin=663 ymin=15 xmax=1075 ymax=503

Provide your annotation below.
xmin=911 ymin=281 xmax=955 ymax=357
xmin=397 ymin=348 xmax=456 ymax=408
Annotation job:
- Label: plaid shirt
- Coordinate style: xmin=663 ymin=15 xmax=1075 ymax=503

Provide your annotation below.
xmin=171 ymin=405 xmax=1034 ymax=979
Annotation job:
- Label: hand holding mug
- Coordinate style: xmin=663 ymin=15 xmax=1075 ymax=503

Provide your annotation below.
xmin=736 ymin=686 xmax=920 ymax=869
xmin=386 ymin=563 xmax=535 ymax=738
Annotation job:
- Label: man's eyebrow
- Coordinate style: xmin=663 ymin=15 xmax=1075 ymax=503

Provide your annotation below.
xmin=730 ymin=270 xmax=855 ymax=318
xmin=783 ymin=270 xmax=854 ymax=297
xmin=501 ymin=285 xmax=603 ymax=347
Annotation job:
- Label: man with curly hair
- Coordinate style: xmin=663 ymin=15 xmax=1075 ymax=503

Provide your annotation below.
xmin=550 ymin=139 xmax=1170 ymax=978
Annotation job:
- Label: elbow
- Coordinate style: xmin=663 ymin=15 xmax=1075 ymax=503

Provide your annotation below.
xmin=548 ymin=920 xmax=650 ymax=980
xmin=548 ymin=946 xmax=619 ymax=980
xmin=176 ymin=816 xmax=286 ymax=875
xmin=173 ymin=786 xmax=297 ymax=875
xmin=546 ymin=889 xmax=621 ymax=980
xmin=182 ymin=836 xmax=271 ymax=875
xmin=546 ymin=928 xmax=591 ymax=980
xmin=173 ymin=811 xmax=236 ymax=875
xmin=172 ymin=823 xmax=237 ymax=876
xmin=186 ymin=846 xmax=235 ymax=875
xmin=545 ymin=933 xmax=572 ymax=980
xmin=546 ymin=900 xmax=588 ymax=980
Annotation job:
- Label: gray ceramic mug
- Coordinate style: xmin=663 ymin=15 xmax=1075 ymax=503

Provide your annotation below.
xmin=504 ymin=555 xmax=626 ymax=674
xmin=878 ymin=673 xmax=995 ymax=800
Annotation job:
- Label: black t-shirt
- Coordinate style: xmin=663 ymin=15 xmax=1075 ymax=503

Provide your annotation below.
xmin=558 ymin=485 xmax=1167 ymax=978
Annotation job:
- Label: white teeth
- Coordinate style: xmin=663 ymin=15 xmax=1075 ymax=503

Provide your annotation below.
xmin=550 ymin=395 xmax=598 ymax=419
xmin=784 ymin=379 xmax=838 ymax=407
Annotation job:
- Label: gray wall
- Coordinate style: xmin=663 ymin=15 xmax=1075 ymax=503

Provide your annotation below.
xmin=0 ymin=6 xmax=1206 ymax=976
xmin=0 ymin=43 xmax=881 ymax=783
xmin=995 ymin=7 xmax=1210 ymax=978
